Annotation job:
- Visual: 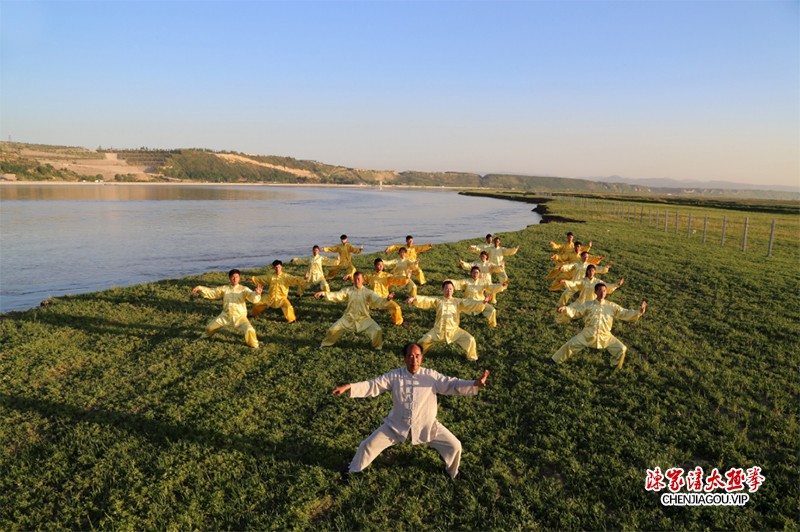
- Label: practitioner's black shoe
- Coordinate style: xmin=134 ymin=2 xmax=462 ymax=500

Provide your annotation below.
xmin=452 ymin=470 xmax=468 ymax=481
xmin=339 ymin=466 xmax=352 ymax=485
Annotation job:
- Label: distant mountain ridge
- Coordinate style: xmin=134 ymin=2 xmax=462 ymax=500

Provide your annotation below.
xmin=1 ymin=141 xmax=797 ymax=201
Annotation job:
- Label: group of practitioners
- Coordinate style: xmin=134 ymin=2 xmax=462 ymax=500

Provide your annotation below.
xmin=546 ymin=231 xmax=647 ymax=369
xmin=191 ymin=233 xmax=520 ymax=362
xmin=189 ymin=229 xmax=646 ymax=480
xmin=191 ymin=232 xmax=519 ymax=479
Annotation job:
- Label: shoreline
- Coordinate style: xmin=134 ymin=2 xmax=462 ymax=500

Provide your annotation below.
xmin=0 ymin=180 xmax=475 ymax=191
xmin=458 ymin=190 xmax=584 ymax=224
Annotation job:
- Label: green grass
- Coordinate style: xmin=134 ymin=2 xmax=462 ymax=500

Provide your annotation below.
xmin=1 ymin=198 xmax=798 ymax=529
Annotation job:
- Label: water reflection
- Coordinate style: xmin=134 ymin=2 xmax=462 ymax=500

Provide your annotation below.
xmin=0 ymin=183 xmax=300 ymax=201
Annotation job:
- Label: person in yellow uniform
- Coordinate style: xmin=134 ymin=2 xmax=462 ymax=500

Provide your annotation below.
xmin=549 ymin=231 xmax=576 ymax=253
xmin=467 ymin=233 xmax=494 ymax=254
xmin=314 ymin=271 xmax=394 ymax=350
xmin=191 ymin=269 xmax=263 ymax=348
xmin=324 ymin=234 xmax=364 ymax=281
xmin=407 ymin=280 xmax=490 ymax=361
xmin=383 ymin=247 xmax=421 ymax=293
xmin=364 ymin=258 xmax=412 ymax=326
xmin=552 ymin=283 xmax=646 ymax=369
xmin=476 ymin=236 xmax=519 ymax=284
xmin=459 ymin=251 xmax=504 ymax=283
xmin=249 ymin=260 xmax=306 ymax=322
xmin=550 ymin=240 xmax=593 ymax=265
xmin=458 ymin=250 xmax=505 ymax=301
xmin=550 ymin=251 xmax=612 ymax=293
xmin=546 ymin=244 xmax=604 ymax=283
xmin=555 ymin=264 xmax=623 ymax=312
xmin=291 ymin=245 xmax=338 ymax=296
xmin=385 ymin=235 xmax=431 ymax=285
xmin=449 ymin=266 xmax=508 ymax=327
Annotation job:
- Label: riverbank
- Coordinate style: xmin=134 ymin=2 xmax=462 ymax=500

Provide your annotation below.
xmin=458 ymin=190 xmax=585 ymax=223
xmin=0 ymin=180 xmax=467 ymax=190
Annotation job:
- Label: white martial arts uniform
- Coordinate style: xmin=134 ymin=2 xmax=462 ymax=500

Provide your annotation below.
xmin=347 ymin=367 xmax=478 ymax=478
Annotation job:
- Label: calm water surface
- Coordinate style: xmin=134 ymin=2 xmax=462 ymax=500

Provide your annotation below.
xmin=0 ymin=184 xmax=539 ymax=312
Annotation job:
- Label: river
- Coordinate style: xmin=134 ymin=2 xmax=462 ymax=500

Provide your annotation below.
xmin=0 ymin=184 xmax=539 ymax=313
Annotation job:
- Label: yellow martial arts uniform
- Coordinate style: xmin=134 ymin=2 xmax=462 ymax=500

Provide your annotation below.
xmin=385 ymin=243 xmax=432 ymax=284
xmin=549 ymin=242 xmax=593 ymax=264
xmin=319 ymin=286 xmax=392 ymax=349
xmin=364 ymin=271 xmax=410 ymax=325
xmin=550 ymin=260 xmax=611 ymax=292
xmin=249 ymin=272 xmax=306 ymax=322
xmin=383 ymin=258 xmax=421 ymax=292
xmin=323 ymin=243 xmax=362 ymax=280
xmin=557 ymin=276 xmax=620 ymax=309
xmin=467 ymin=242 xmax=493 ymax=254
xmin=549 ymin=238 xmax=575 ymax=253
xmin=195 ymin=284 xmax=261 ymax=348
xmin=449 ymin=278 xmax=506 ymax=327
xmin=291 ymin=254 xmax=338 ymax=295
xmin=411 ymin=295 xmax=487 ymax=361
xmin=483 ymin=245 xmax=518 ymax=283
xmin=547 ymin=256 xmax=606 ymax=287
xmin=552 ymin=299 xmax=643 ymax=368
xmin=459 ymin=259 xmax=503 ymax=284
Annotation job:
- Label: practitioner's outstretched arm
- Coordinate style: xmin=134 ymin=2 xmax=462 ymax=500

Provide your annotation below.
xmin=332 ymin=383 xmax=351 ymax=395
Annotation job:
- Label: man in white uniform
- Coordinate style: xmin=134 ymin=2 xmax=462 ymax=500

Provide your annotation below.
xmin=332 ymin=342 xmax=490 ymax=479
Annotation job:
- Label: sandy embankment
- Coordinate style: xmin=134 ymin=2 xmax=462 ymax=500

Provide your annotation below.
xmin=28 ymin=151 xmax=152 ymax=181
xmin=16 ymin=151 xmax=319 ymax=183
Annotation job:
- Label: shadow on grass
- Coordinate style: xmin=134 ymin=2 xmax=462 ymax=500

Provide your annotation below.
xmin=0 ymin=393 xmax=350 ymax=471
xmin=14 ymin=310 xmax=197 ymax=344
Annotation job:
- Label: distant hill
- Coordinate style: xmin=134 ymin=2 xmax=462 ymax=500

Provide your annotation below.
xmin=1 ymin=141 xmax=797 ymax=200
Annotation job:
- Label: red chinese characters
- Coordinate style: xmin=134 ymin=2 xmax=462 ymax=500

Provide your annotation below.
xmin=645 ymin=467 xmax=666 ymax=492
xmin=665 ymin=468 xmax=686 ymax=492
xmin=646 ymin=466 xmax=765 ymax=494
xmin=686 ymin=466 xmax=704 ymax=492
xmin=724 ymin=468 xmax=745 ymax=492
xmin=704 ymin=468 xmax=727 ymax=492
xmin=745 ymin=466 xmax=765 ymax=492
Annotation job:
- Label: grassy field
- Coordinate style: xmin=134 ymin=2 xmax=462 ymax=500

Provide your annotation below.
xmin=1 ymin=197 xmax=798 ymax=529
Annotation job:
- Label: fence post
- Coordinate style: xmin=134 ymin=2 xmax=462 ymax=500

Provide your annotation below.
xmin=768 ymin=219 xmax=776 ymax=257
xmin=655 ymin=209 xmax=659 ymax=227
xmin=742 ymin=217 xmax=749 ymax=252
xmin=675 ymin=212 xmax=679 ymax=234
xmin=664 ymin=210 xmax=669 ymax=232
xmin=640 ymin=206 xmax=644 ymax=224
xmin=721 ymin=216 xmax=727 ymax=246
xmin=703 ymin=216 xmax=708 ymax=243
xmin=687 ymin=213 xmax=692 ymax=238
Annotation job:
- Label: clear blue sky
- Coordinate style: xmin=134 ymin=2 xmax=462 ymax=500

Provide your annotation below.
xmin=2 ymin=0 xmax=798 ymax=187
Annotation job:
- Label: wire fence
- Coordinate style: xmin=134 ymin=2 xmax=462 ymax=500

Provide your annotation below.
xmin=558 ymin=197 xmax=798 ymax=258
